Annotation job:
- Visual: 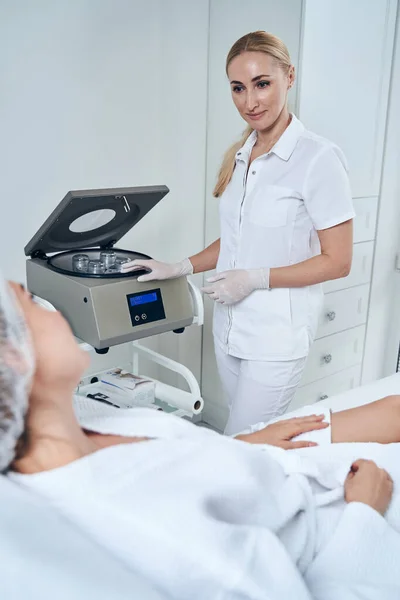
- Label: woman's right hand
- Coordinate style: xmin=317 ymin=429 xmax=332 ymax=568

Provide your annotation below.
xmin=235 ymin=414 xmax=329 ymax=448
xmin=121 ymin=258 xmax=193 ymax=282
xmin=344 ymin=459 xmax=394 ymax=516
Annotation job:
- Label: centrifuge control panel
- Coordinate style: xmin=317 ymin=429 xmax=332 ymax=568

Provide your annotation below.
xmin=126 ymin=288 xmax=166 ymax=327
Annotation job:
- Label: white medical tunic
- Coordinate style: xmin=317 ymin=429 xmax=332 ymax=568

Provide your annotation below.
xmin=214 ymin=114 xmax=355 ymax=361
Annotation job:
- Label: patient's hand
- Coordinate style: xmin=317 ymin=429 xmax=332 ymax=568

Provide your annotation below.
xmin=345 ymin=459 xmax=393 ymax=516
xmin=235 ymin=415 xmax=329 ymax=449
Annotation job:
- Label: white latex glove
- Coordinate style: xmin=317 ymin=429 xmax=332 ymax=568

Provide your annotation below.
xmin=121 ymin=257 xmax=193 ymax=283
xmin=202 ymin=268 xmax=270 ymax=305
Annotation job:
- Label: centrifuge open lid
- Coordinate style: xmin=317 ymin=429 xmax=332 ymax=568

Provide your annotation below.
xmin=24 ymin=185 xmax=169 ymax=258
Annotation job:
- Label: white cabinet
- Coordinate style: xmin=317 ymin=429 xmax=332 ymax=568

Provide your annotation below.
xmin=353 ymin=197 xmax=379 ymax=243
xmin=301 ymin=326 xmax=366 ymax=386
xmin=317 ymin=285 xmax=369 ymax=339
xmin=299 ymin=0 xmax=397 ymax=198
xmin=292 ymin=0 xmax=398 ymax=412
xmin=291 ymin=365 xmax=361 ymax=411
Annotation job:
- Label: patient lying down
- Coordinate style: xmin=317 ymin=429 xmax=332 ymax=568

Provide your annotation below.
xmin=1 ymin=275 xmax=400 ymax=600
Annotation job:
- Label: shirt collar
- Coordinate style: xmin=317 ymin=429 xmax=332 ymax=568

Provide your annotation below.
xmin=235 ymin=114 xmax=305 ymax=163
xmin=271 ymin=114 xmax=304 ymax=161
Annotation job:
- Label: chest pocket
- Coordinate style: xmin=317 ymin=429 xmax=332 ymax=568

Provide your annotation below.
xmin=249 ymin=185 xmax=300 ymax=228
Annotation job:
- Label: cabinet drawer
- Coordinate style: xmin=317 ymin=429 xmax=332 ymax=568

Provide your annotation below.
xmin=290 ymin=365 xmax=362 ymax=411
xmin=301 ymin=326 xmax=365 ymax=385
xmin=323 ymin=241 xmax=373 ymax=293
xmin=316 ymin=284 xmax=369 ymax=339
xmin=353 ymin=197 xmax=378 ymax=243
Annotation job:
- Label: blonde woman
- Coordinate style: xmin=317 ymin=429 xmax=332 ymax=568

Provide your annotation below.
xmin=123 ymin=31 xmax=355 ymax=435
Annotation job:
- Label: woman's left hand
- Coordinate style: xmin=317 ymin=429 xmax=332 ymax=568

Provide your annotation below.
xmin=202 ymin=268 xmax=269 ymax=304
xmin=236 ymin=414 xmax=329 ymax=449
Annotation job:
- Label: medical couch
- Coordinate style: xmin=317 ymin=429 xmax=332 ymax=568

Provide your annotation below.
xmin=2 ymin=373 xmax=400 ymax=599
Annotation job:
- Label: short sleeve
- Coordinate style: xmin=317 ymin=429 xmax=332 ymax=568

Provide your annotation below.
xmin=303 ymin=145 xmax=355 ymax=231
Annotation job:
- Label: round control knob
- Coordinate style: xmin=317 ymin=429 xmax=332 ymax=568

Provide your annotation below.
xmin=326 ymin=311 xmax=336 ymax=321
xmin=322 ymin=354 xmax=332 ymax=364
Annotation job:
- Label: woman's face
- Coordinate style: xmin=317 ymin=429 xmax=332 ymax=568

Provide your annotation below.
xmin=9 ymin=283 xmax=90 ymax=393
xmin=227 ymin=51 xmax=294 ymax=132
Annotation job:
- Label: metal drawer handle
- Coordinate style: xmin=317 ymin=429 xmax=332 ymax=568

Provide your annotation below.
xmin=322 ymin=354 xmax=332 ymax=364
xmin=318 ymin=394 xmax=329 ymax=401
xmin=326 ymin=311 xmax=336 ymax=321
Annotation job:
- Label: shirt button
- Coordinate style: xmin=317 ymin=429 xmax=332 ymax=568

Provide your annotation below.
xmin=237 ymin=152 xmax=241 ymax=156
xmin=251 ymin=170 xmax=256 ymax=175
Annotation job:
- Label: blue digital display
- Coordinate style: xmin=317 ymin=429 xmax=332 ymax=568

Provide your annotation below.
xmin=129 ymin=292 xmax=158 ymax=307
xmin=127 ymin=288 xmax=165 ymax=326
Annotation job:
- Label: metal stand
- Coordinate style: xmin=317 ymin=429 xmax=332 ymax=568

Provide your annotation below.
xmin=35 ymin=280 xmax=204 ymax=419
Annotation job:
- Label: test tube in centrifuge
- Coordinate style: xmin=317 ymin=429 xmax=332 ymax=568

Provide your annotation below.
xmin=88 ymin=260 xmax=106 ymax=275
xmin=72 ymin=254 xmax=90 ymax=273
xmin=100 ymin=251 xmax=117 ymax=268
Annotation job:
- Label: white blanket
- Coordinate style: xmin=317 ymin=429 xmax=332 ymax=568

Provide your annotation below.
xmin=9 ymin=402 xmax=400 ymax=600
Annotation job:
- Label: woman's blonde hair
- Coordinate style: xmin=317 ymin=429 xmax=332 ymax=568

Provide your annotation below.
xmin=213 ymin=31 xmax=292 ymax=198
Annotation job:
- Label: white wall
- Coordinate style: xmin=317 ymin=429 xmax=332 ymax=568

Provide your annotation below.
xmin=201 ymin=0 xmax=304 ymax=430
xmin=0 ymin=0 xmax=209 ymax=384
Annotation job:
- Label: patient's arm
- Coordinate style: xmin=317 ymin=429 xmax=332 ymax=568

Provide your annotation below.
xmin=331 ymin=395 xmax=400 ymax=443
xmin=237 ymin=395 xmax=400 ymax=447
xmin=235 ymin=415 xmax=329 ymax=449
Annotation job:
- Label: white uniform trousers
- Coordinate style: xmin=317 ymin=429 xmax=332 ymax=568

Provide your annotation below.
xmin=214 ymin=340 xmax=307 ymax=436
